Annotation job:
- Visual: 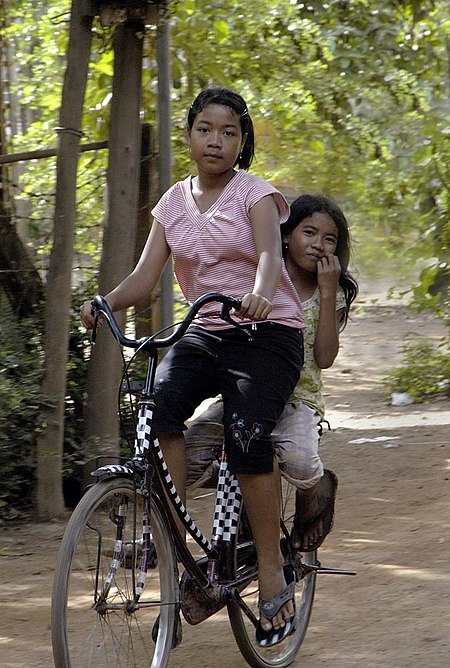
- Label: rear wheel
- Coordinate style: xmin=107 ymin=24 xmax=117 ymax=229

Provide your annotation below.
xmin=227 ymin=483 xmax=317 ymax=668
xmin=51 ymin=477 xmax=177 ymax=668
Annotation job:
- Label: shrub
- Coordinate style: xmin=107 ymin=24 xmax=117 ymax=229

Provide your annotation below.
xmin=0 ymin=304 xmax=47 ymax=518
xmin=0 ymin=292 xmax=91 ymax=517
xmin=383 ymin=338 xmax=450 ymax=402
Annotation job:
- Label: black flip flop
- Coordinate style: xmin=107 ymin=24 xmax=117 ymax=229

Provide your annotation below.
xmin=255 ymin=565 xmax=296 ymax=647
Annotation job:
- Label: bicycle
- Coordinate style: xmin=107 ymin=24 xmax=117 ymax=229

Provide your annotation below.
xmin=51 ymin=292 xmax=356 ymax=668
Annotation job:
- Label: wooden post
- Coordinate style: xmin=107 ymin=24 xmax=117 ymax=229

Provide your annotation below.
xmin=83 ymin=20 xmax=144 ymax=473
xmin=156 ymin=17 xmax=174 ymax=330
xmin=134 ymin=123 xmax=161 ymax=338
xmin=36 ymin=0 xmax=94 ymax=519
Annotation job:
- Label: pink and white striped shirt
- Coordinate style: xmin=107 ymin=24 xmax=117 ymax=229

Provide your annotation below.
xmin=151 ymin=170 xmax=304 ymax=330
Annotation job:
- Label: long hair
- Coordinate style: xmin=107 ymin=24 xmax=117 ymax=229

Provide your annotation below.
xmin=187 ymin=88 xmax=255 ymax=170
xmin=281 ymin=194 xmax=359 ymax=329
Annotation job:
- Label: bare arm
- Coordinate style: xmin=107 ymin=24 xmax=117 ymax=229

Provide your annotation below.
xmin=80 ymin=221 xmax=170 ymax=328
xmin=236 ymin=195 xmax=283 ymax=321
xmin=313 ymin=254 xmax=343 ymax=369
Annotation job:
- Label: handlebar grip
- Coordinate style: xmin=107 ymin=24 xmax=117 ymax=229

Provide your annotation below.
xmin=227 ymin=297 xmax=242 ymax=311
xmin=92 ymin=294 xmax=109 ymax=315
xmin=91 ymin=295 xmax=139 ymax=348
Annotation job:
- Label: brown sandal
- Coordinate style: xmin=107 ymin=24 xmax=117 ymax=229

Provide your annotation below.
xmin=292 ymin=469 xmax=338 ymax=552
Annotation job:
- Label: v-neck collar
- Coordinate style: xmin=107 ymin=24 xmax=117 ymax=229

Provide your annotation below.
xmin=183 ymin=170 xmax=244 ymax=228
xmin=302 ymin=287 xmax=319 ymax=307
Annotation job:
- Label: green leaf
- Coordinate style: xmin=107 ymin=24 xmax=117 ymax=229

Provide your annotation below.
xmin=214 ymin=19 xmax=229 ymax=42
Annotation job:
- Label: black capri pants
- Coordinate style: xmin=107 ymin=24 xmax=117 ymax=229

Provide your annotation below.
xmin=152 ymin=322 xmax=303 ymax=475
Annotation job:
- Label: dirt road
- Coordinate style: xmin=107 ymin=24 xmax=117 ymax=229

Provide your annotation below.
xmin=1 ymin=289 xmax=449 ymax=667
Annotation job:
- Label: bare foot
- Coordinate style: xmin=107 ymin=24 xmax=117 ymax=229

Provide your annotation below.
xmin=292 ymin=484 xmax=322 ymax=550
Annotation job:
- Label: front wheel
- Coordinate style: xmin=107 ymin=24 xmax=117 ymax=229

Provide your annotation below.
xmin=227 ymin=486 xmax=317 ymax=668
xmin=51 ymin=477 xmax=177 ymax=668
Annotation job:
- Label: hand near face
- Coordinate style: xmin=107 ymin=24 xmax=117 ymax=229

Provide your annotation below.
xmin=317 ymin=253 xmax=341 ymax=298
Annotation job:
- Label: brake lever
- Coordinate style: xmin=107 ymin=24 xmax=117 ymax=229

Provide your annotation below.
xmin=91 ymin=301 xmax=99 ymax=345
xmin=91 ymin=316 xmax=99 ymax=345
xmin=220 ymin=303 xmax=241 ymax=327
xmin=220 ymin=301 xmax=254 ymax=341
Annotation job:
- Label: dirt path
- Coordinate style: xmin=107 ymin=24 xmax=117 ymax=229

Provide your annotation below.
xmin=1 ymin=289 xmax=449 ymax=667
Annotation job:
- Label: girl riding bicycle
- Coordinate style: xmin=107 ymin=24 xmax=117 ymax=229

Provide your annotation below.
xmin=81 ymin=87 xmax=304 ymax=647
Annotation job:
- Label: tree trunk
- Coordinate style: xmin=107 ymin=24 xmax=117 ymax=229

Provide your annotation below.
xmin=156 ymin=19 xmax=174 ymax=329
xmin=83 ymin=22 xmax=143 ymax=477
xmin=35 ymin=0 xmax=94 ymax=520
xmin=0 ymin=201 xmax=43 ymax=318
xmin=134 ymin=123 xmax=160 ymax=338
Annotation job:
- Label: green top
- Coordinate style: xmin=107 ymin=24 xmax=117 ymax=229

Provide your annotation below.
xmin=290 ymin=286 xmax=346 ymax=416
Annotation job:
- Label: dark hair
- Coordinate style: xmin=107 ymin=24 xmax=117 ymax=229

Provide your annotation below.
xmin=281 ymin=193 xmax=359 ymax=329
xmin=187 ymin=88 xmax=255 ymax=170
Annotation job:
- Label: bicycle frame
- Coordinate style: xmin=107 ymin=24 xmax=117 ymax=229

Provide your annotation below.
xmin=90 ymin=293 xmax=258 ymax=607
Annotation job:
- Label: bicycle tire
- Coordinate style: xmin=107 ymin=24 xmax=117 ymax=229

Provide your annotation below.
xmin=51 ymin=477 xmax=177 ymax=668
xmin=227 ymin=487 xmax=317 ymax=668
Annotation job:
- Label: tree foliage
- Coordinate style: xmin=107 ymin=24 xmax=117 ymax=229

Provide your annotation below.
xmin=4 ymin=8 xmax=450 ymax=357
xmin=4 ymin=0 xmax=449 ymax=294
xmin=1 ymin=0 xmax=449 ymax=513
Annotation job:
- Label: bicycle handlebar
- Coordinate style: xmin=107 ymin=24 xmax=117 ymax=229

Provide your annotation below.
xmin=91 ymin=292 xmax=242 ymax=352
